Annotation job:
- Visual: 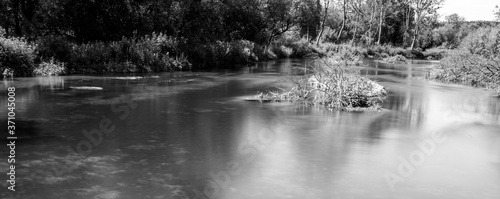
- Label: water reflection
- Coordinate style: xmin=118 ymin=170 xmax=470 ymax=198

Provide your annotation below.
xmin=0 ymin=59 xmax=499 ymax=199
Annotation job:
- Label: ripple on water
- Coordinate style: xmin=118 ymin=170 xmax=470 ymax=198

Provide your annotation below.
xmin=76 ymin=185 xmax=120 ymax=199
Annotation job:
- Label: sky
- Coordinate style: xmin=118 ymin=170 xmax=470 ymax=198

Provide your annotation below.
xmin=438 ymin=0 xmax=499 ymax=21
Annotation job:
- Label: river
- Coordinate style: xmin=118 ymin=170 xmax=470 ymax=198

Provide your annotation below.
xmin=1 ymin=59 xmax=499 ymax=199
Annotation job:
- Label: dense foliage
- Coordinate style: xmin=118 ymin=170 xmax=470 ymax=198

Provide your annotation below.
xmin=0 ymin=34 xmax=36 ymax=76
xmin=0 ymin=0 xmax=448 ymax=47
xmin=432 ymin=26 xmax=500 ymax=94
xmin=1 ymin=0 xmax=499 ymax=76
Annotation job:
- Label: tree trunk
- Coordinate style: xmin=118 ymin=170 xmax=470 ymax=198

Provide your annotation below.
xmin=367 ymin=1 xmax=375 ymax=45
xmin=403 ymin=4 xmax=410 ymax=46
xmin=410 ymin=13 xmax=419 ymax=50
xmin=377 ymin=5 xmax=384 ymax=45
xmin=13 ymin=0 xmax=22 ymax=36
xmin=316 ymin=0 xmax=329 ymax=45
xmin=351 ymin=16 xmax=358 ymax=45
xmin=336 ymin=0 xmax=347 ymax=43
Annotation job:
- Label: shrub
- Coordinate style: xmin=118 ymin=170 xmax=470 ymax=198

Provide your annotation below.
xmin=270 ymin=45 xmax=292 ymax=58
xmin=460 ymin=26 xmax=500 ymax=58
xmin=287 ymin=39 xmax=315 ymax=58
xmin=187 ymin=40 xmax=271 ymax=68
xmin=0 ymin=36 xmax=36 ymax=77
xmin=433 ymin=50 xmax=500 ymax=92
xmin=69 ymin=34 xmax=190 ymax=73
xmin=386 ymin=46 xmax=405 ymax=57
xmin=320 ymin=44 xmax=367 ymax=61
xmin=227 ymin=40 xmax=259 ymax=63
xmin=33 ymin=58 xmax=67 ymax=76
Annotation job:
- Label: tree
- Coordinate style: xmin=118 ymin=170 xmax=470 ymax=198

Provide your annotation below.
xmin=376 ymin=0 xmax=389 ymax=45
xmin=494 ymin=5 xmax=500 ymax=21
xmin=336 ymin=0 xmax=348 ymax=42
xmin=349 ymin=0 xmax=366 ymax=44
xmin=262 ymin=0 xmax=296 ymax=45
xmin=409 ymin=0 xmax=444 ymax=49
xmin=445 ymin=13 xmax=465 ymax=23
xmin=64 ymin=0 xmax=135 ymax=42
xmin=222 ymin=0 xmax=265 ymax=42
xmin=297 ymin=0 xmax=321 ymax=41
xmin=399 ymin=0 xmax=413 ymax=46
xmin=316 ymin=0 xmax=331 ymax=45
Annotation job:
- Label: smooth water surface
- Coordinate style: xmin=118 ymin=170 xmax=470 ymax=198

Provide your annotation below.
xmin=1 ymin=59 xmax=499 ymax=199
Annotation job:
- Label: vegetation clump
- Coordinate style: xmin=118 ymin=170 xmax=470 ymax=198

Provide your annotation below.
xmin=382 ymin=55 xmax=408 ymax=64
xmin=255 ymin=58 xmax=387 ymax=110
xmin=33 ymin=58 xmax=67 ymax=76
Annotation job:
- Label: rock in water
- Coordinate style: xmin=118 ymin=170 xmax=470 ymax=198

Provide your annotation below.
xmin=69 ymin=86 xmax=103 ymax=90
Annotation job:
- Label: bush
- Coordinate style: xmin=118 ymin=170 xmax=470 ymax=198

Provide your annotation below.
xmin=186 ymin=41 xmax=232 ymax=68
xmin=227 ymin=40 xmax=259 ymax=63
xmin=186 ymin=39 xmax=291 ymax=68
xmin=287 ymin=39 xmax=315 ymax=58
xmin=33 ymin=58 xmax=67 ymax=76
xmin=320 ymin=44 xmax=366 ymax=61
xmin=460 ymin=26 xmax=500 ymax=58
xmin=0 ymin=36 xmax=36 ymax=77
xmin=70 ymin=34 xmax=191 ymax=73
xmin=269 ymin=45 xmax=292 ymax=58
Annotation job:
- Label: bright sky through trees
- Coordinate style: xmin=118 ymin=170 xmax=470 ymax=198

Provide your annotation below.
xmin=438 ymin=0 xmax=499 ymax=21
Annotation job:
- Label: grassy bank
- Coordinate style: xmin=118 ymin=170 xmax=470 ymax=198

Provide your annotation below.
xmin=428 ymin=26 xmax=500 ymax=95
xmin=1 ymin=33 xmax=326 ymax=76
xmin=2 ymin=31 xmax=444 ymax=77
xmin=1 ymin=33 xmax=192 ymax=76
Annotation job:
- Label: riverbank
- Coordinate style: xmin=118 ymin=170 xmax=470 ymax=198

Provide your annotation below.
xmin=1 ymin=32 xmax=444 ymax=77
xmin=427 ymin=26 xmax=500 ymax=95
